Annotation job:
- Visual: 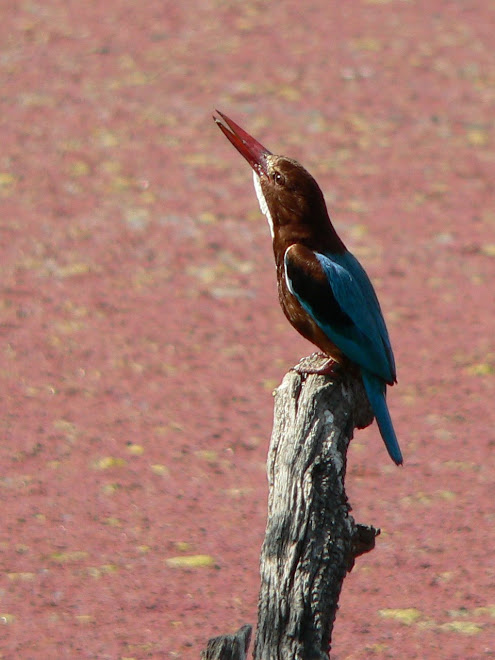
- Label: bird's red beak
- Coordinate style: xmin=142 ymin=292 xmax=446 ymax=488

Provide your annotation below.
xmin=213 ymin=110 xmax=271 ymax=177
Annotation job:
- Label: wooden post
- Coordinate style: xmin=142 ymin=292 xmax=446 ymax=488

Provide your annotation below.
xmin=201 ymin=359 xmax=380 ymax=659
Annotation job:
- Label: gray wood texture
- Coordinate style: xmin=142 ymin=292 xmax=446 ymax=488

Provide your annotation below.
xmin=201 ymin=362 xmax=379 ymax=659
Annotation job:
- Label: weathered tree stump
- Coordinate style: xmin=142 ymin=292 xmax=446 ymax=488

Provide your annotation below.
xmin=201 ymin=360 xmax=380 ymax=659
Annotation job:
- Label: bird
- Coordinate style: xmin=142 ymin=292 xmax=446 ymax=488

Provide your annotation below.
xmin=213 ymin=110 xmax=403 ymax=466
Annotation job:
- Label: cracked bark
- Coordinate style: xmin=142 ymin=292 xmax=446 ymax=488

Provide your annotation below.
xmin=201 ymin=359 xmax=380 ymax=659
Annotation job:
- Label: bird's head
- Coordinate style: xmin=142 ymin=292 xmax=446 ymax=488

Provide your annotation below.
xmin=214 ymin=111 xmax=333 ymax=243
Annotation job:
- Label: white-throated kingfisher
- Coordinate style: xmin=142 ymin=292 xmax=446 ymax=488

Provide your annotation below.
xmin=213 ymin=111 xmax=403 ymax=466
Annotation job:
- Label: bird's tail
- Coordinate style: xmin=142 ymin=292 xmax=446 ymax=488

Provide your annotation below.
xmin=361 ymin=369 xmax=403 ymax=466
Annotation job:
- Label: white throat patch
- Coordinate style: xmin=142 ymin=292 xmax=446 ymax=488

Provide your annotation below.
xmin=253 ymin=171 xmax=274 ymax=238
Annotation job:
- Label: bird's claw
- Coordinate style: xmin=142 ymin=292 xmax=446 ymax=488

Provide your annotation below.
xmin=292 ymin=353 xmax=340 ymax=376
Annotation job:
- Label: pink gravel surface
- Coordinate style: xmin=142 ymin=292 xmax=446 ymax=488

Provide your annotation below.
xmin=1 ymin=1 xmax=494 ymax=658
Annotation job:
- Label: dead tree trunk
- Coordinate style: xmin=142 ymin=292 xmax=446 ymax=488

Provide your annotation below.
xmin=201 ymin=360 xmax=380 ymax=659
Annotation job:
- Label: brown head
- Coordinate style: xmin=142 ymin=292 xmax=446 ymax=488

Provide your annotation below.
xmin=214 ymin=110 xmax=345 ymax=254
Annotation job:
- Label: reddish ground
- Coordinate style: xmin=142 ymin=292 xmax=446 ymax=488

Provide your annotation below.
xmin=1 ymin=1 xmax=494 ymax=658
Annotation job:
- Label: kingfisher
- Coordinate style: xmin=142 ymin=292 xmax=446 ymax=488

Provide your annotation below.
xmin=213 ymin=111 xmax=403 ymax=466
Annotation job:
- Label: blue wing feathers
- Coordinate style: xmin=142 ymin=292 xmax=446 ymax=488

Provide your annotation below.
xmin=315 ymin=252 xmax=396 ymax=383
xmin=285 ymin=246 xmax=403 ymax=464
xmin=288 ymin=248 xmax=396 ymax=384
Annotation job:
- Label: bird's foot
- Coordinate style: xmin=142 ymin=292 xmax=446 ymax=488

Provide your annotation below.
xmin=292 ymin=352 xmax=340 ymax=376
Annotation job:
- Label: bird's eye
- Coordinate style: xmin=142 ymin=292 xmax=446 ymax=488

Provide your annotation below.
xmin=273 ymin=171 xmax=285 ymax=186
